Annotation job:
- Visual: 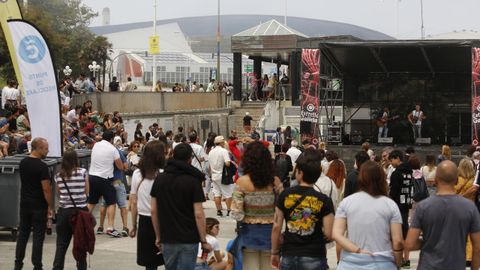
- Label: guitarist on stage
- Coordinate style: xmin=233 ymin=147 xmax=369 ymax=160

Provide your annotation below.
xmin=408 ymin=104 xmax=426 ymax=141
xmin=377 ymin=107 xmax=391 ymax=138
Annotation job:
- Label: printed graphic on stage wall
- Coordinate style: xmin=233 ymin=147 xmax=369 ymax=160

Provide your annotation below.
xmin=472 ymin=47 xmax=480 ymax=145
xmin=300 ymin=49 xmax=320 ymax=146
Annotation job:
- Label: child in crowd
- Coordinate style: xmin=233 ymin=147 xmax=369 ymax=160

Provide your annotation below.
xmin=196 ymin=218 xmax=227 ymax=270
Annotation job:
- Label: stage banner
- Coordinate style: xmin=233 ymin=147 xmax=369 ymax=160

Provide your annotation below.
xmin=7 ymin=20 xmax=62 ymax=157
xmin=300 ymin=49 xmax=320 ymax=146
xmin=472 ymin=47 xmax=480 ymax=145
xmin=0 ymin=0 xmax=23 ymax=88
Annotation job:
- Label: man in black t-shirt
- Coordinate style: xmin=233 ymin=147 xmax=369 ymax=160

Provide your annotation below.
xmin=151 ymin=143 xmax=211 ymax=269
xmin=271 ymin=148 xmax=334 ymax=269
xmin=243 ymin=112 xmax=253 ymax=134
xmin=15 ymin=137 xmax=52 ymax=270
xmin=109 ymin=76 xmax=119 ymax=92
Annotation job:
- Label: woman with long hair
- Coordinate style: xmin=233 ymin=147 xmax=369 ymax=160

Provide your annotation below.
xmin=455 ymin=158 xmax=479 ymax=266
xmin=134 ymin=123 xmax=144 ymax=143
xmin=129 ymin=141 xmax=166 ymax=270
xmin=195 ymin=218 xmax=227 ymax=270
xmin=203 ymin=135 xmax=216 ymax=199
xmin=325 ymin=159 xmax=346 ymax=208
xmin=102 ymin=114 xmax=113 ymax=132
xmin=421 ymin=154 xmax=437 ymax=195
xmin=437 ymin=145 xmax=451 ymax=164
xmin=325 ymin=159 xmax=346 ymax=262
xmin=333 ymin=161 xmax=403 ymax=270
xmin=53 ymin=150 xmax=89 ymax=270
xmin=230 ymin=141 xmax=282 ymax=270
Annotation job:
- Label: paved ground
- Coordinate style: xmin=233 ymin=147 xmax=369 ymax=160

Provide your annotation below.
xmin=1 ymin=200 xmax=422 ymax=269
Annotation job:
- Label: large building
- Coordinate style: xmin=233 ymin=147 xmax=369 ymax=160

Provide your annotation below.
xmin=90 ymin=15 xmax=393 ymax=87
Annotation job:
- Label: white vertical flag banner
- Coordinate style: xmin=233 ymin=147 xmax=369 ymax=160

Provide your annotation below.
xmin=7 ymin=20 xmax=62 ymax=157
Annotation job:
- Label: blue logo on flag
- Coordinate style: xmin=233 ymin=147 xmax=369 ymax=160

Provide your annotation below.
xmin=18 ymin=35 xmax=46 ymax=64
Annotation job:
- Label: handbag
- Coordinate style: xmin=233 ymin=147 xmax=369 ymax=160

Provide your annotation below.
xmin=60 ymin=177 xmax=96 ymax=261
xmin=221 ymin=154 xmax=237 ymax=185
xmin=221 ymin=162 xmax=237 ymax=185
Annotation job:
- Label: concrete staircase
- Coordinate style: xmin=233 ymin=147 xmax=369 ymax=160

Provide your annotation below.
xmin=229 ymin=101 xmax=266 ymax=137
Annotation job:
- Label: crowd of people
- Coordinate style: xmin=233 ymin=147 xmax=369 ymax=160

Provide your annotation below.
xmin=14 ymin=111 xmax=480 ymax=270
xmin=5 ymin=75 xmax=480 ymax=270
xmin=246 ymin=73 xmax=289 ymax=102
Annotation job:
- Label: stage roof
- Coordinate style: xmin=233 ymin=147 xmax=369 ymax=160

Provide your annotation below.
xmin=303 ymin=39 xmax=480 ymax=77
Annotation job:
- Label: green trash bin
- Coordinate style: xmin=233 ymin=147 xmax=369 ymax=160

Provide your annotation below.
xmin=0 ymin=157 xmax=59 ymax=241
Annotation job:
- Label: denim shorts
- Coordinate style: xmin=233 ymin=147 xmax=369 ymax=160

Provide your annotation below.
xmin=101 ymin=180 xmax=127 ymax=208
xmin=281 ymin=256 xmax=328 ymax=270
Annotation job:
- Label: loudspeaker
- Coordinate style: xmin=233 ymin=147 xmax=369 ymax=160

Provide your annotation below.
xmin=200 ymin=120 xmax=210 ymax=130
xmin=415 ymin=138 xmax=431 ymax=145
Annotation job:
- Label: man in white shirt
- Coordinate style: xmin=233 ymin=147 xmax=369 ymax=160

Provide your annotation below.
xmin=286 ymin=140 xmax=302 ymax=168
xmin=208 ymin=136 xmax=232 ymax=217
xmin=87 ymin=131 xmax=124 ymax=237
xmin=408 ymin=104 xmax=426 ymax=140
xmin=124 ymin=77 xmax=137 ymax=91
xmin=65 ymin=105 xmax=82 ymax=126
xmin=2 ymin=79 xmax=20 ymax=109
xmin=206 ymin=79 xmax=216 ymax=92
xmin=189 ymin=132 xmax=206 ymax=173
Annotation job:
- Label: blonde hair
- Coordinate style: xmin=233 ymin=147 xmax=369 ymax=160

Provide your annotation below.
xmin=319 ymin=142 xmax=326 ymax=150
xmin=441 ymin=145 xmax=451 ymax=159
xmin=458 ymin=158 xmax=475 ymax=181
xmin=362 ymin=142 xmax=370 ymax=151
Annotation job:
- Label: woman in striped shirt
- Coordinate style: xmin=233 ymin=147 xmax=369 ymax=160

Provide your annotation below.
xmin=53 ymin=150 xmax=89 ymax=270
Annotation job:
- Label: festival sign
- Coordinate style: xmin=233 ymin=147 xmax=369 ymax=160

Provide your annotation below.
xmin=300 ymin=49 xmax=320 ymax=146
xmin=472 ymin=47 xmax=480 ymax=145
xmin=7 ymin=20 xmax=62 ymax=157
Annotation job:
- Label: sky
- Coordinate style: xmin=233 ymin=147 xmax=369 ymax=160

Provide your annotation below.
xmin=82 ymin=0 xmax=479 ymax=39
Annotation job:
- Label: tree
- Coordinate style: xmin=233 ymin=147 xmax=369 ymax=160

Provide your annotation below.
xmin=0 ymin=0 xmax=111 ymax=82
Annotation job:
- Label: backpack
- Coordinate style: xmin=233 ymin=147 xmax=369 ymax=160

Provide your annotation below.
xmin=412 ymin=175 xmax=429 ymax=202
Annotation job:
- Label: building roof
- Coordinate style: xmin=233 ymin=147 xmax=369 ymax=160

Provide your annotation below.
xmin=233 ymin=19 xmax=308 ymax=38
xmin=427 ymin=30 xmax=480 ymax=40
xmin=104 ymin=23 xmax=192 ymax=53
xmin=90 ymin=15 xmax=393 ymax=41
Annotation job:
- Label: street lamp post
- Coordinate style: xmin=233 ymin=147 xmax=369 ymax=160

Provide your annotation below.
xmin=420 ymin=0 xmax=425 ymax=39
xmin=88 ymin=61 xmax=101 ymax=78
xmin=217 ymin=0 xmax=221 ymax=83
xmin=152 ymin=0 xmax=158 ymax=92
xmin=63 ymin=66 xmax=72 ymax=77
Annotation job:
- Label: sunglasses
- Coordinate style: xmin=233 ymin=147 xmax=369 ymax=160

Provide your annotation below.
xmin=133 ymin=145 xmax=140 ymax=148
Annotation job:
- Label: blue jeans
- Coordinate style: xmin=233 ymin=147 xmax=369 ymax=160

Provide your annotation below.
xmin=195 ymin=262 xmax=211 ymax=270
xmin=162 ymin=243 xmax=198 ymax=270
xmin=281 ymin=256 xmax=328 ymax=270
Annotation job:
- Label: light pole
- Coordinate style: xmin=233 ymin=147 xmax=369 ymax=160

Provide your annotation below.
xmin=217 ymin=0 xmax=221 ymax=83
xmin=63 ymin=65 xmax=72 ymax=77
xmin=420 ymin=0 xmax=425 ymax=39
xmin=88 ymin=61 xmax=101 ymax=79
xmin=284 ymin=0 xmax=287 ymax=26
xmin=152 ymin=0 xmax=158 ymax=92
